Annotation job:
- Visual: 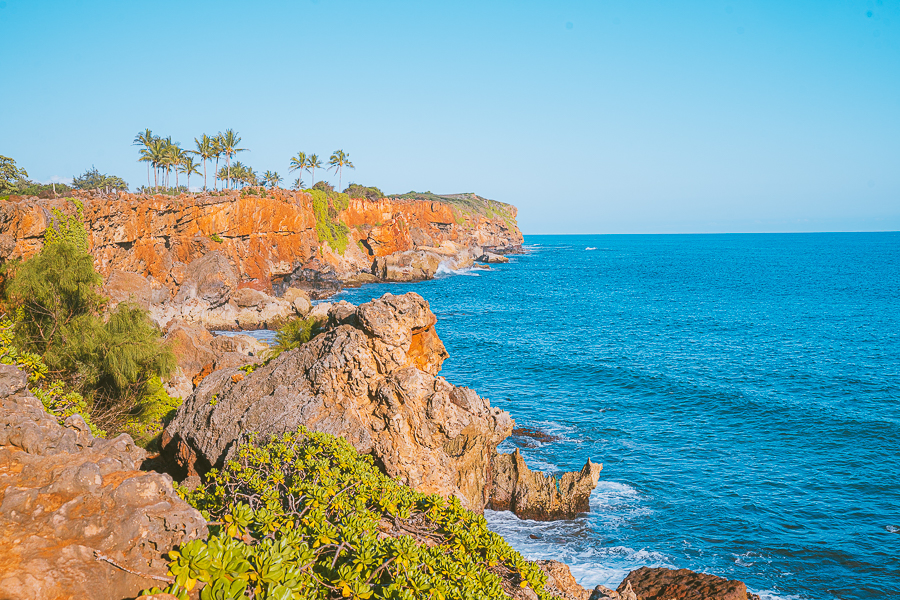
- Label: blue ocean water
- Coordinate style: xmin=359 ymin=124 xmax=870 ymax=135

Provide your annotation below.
xmin=265 ymin=233 xmax=900 ymax=599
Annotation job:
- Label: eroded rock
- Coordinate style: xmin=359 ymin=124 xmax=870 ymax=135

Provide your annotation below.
xmin=619 ymin=567 xmax=759 ymax=600
xmin=162 ymin=292 xmax=513 ymax=511
xmin=489 ymin=448 xmax=602 ymax=520
xmin=0 ymin=364 xmax=207 ymax=600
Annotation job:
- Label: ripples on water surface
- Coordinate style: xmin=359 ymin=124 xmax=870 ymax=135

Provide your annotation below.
xmin=273 ymin=233 xmax=899 ymax=600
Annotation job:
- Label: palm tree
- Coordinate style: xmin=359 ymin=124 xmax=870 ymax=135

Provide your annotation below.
xmin=212 ymin=134 xmax=224 ymax=191
xmin=133 ymin=129 xmax=154 ymax=188
xmin=263 ymin=170 xmax=282 ymax=188
xmin=161 ymin=140 xmax=184 ymax=189
xmin=193 ymin=134 xmax=215 ymax=191
xmin=147 ymin=137 xmax=167 ymax=191
xmin=289 ymin=151 xmax=307 ymax=186
xmin=328 ymin=150 xmax=354 ymax=192
xmin=219 ymin=129 xmax=247 ymax=187
xmin=179 ymin=155 xmax=202 ymax=190
xmin=292 ymin=178 xmax=304 ymax=190
xmin=306 ymin=154 xmax=323 ymax=186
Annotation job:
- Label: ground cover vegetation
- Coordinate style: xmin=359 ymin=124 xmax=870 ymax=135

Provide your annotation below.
xmin=141 ymin=428 xmax=563 ymax=600
xmin=0 ymin=199 xmax=176 ymax=441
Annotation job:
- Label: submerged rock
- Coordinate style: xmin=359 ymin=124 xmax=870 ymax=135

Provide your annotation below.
xmin=489 ymin=448 xmax=602 ymax=520
xmin=0 ymin=365 xmax=207 ymax=600
xmin=478 ymin=252 xmax=510 ymax=263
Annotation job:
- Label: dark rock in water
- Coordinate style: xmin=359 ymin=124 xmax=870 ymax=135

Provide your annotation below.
xmin=511 ymin=426 xmax=561 ymax=448
xmin=0 ymin=365 xmax=207 ymax=600
xmin=489 ymin=448 xmax=602 ymax=520
xmin=477 ymin=252 xmax=510 ymax=263
xmin=620 ymin=567 xmax=759 ymax=600
xmin=161 ymin=292 xmax=511 ymax=511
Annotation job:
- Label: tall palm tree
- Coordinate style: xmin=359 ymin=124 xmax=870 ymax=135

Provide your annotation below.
xmin=306 ymin=154 xmax=323 ymax=186
xmin=133 ymin=129 xmax=154 ymax=188
xmin=289 ymin=151 xmax=307 ymax=186
xmin=212 ymin=134 xmax=224 ymax=191
xmin=219 ymin=129 xmax=246 ymax=186
xmin=178 ymin=155 xmax=202 ymax=190
xmin=328 ymin=150 xmax=354 ymax=193
xmin=193 ymin=134 xmax=215 ymax=191
xmin=147 ymin=137 xmax=167 ymax=191
xmin=292 ymin=178 xmax=304 ymax=190
xmin=162 ymin=140 xmax=184 ymax=189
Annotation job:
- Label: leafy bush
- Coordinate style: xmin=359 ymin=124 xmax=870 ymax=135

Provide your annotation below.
xmin=143 ymin=428 xmax=561 ymax=600
xmin=0 ymin=312 xmax=104 ymax=436
xmin=344 ymin=184 xmax=384 ymax=201
xmin=265 ymin=317 xmax=322 ymax=361
xmin=72 ymin=166 xmax=128 ymax=191
xmin=312 ymin=181 xmax=334 ymax=193
xmin=310 ymin=190 xmax=350 ymax=255
xmin=211 ymin=233 xmax=224 ymax=243
xmin=2 ymin=200 xmax=175 ymax=435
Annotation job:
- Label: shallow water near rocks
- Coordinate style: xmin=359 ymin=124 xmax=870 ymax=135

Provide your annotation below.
xmin=249 ymin=233 xmax=900 ymax=600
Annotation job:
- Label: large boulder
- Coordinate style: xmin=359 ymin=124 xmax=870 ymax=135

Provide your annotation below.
xmin=618 ymin=567 xmax=760 ymax=600
xmin=174 ymin=251 xmax=238 ymax=307
xmin=0 ymin=365 xmax=207 ymax=600
xmin=489 ymin=448 xmax=602 ymax=520
xmin=162 ymin=292 xmax=512 ymax=511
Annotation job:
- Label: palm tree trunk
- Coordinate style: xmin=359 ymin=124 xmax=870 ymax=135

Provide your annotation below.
xmin=203 ymin=160 xmax=207 ymax=191
xmin=146 ymin=162 xmax=150 ymax=189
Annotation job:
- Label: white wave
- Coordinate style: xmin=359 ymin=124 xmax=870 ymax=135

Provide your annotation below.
xmin=586 ymin=247 xmax=597 ymax=250
xmin=753 ymin=590 xmax=804 ymax=600
xmin=435 ymin=262 xmax=482 ymax=276
xmin=887 ymin=525 xmax=900 ymax=533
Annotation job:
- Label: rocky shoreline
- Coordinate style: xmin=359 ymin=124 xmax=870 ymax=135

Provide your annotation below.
xmin=0 ymin=190 xmax=761 ymax=599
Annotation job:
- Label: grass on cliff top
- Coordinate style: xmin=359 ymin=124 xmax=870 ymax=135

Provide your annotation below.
xmin=145 ymin=428 xmax=562 ymax=600
xmin=391 ymin=192 xmax=518 ymax=229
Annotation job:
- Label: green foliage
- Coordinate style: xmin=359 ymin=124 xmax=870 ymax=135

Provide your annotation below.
xmin=158 ymin=428 xmax=561 ymax=600
xmin=0 ymin=312 xmax=105 ymax=436
xmin=309 ymin=190 xmax=350 ymax=255
xmin=0 ymin=155 xmax=28 ymax=193
xmin=3 ymin=200 xmax=175 ymax=435
xmin=72 ymin=166 xmax=128 ymax=191
xmin=312 ymin=181 xmax=334 ymax=193
xmin=211 ymin=233 xmax=225 ymax=243
xmin=344 ymin=184 xmax=384 ymax=201
xmin=123 ymin=377 xmax=181 ymax=448
xmin=264 ymin=317 xmax=322 ymax=361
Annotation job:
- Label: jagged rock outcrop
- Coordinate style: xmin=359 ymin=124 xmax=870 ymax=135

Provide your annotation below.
xmin=161 ymin=292 xmax=602 ymax=518
xmin=161 ymin=292 xmax=512 ymax=511
xmin=618 ymin=567 xmax=760 ymax=600
xmin=489 ymin=448 xmax=602 ymax=520
xmin=0 ymin=364 xmax=207 ymax=600
xmin=589 ymin=582 xmax=637 ymax=600
xmin=538 ymin=561 xmax=593 ymax=600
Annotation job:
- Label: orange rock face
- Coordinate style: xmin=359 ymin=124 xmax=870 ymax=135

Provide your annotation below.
xmin=0 ymin=190 xmax=522 ymax=296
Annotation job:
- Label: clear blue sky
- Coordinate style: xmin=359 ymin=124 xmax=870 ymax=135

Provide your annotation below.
xmin=2 ymin=0 xmax=898 ymax=233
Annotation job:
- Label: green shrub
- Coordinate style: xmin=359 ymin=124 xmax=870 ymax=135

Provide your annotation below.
xmin=72 ymin=166 xmax=128 ymax=191
xmin=2 ymin=199 xmax=175 ymax=435
xmin=264 ymin=317 xmax=322 ymax=362
xmin=310 ymin=190 xmax=350 ymax=255
xmin=211 ymin=233 xmax=224 ymax=243
xmin=144 ymin=428 xmax=561 ymax=600
xmin=344 ymin=183 xmax=384 ymax=201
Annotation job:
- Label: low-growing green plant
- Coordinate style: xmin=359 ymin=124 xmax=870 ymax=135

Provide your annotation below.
xmin=264 ymin=317 xmax=322 ymax=361
xmin=145 ymin=428 xmax=562 ymax=600
xmin=211 ymin=233 xmax=224 ymax=243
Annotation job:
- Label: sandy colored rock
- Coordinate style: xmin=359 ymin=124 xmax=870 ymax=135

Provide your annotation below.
xmin=538 ymin=560 xmax=591 ymax=600
xmin=489 ymin=448 xmax=602 ymax=520
xmin=0 ymin=365 xmax=207 ymax=600
xmin=589 ymin=582 xmax=637 ymax=600
xmin=619 ymin=567 xmax=759 ymax=600
xmin=161 ymin=292 xmax=513 ymax=511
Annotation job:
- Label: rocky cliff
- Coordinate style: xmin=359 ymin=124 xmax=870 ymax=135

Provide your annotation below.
xmin=0 ymin=189 xmax=523 ymax=299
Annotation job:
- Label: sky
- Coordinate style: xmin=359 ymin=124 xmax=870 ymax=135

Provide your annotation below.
xmin=1 ymin=0 xmax=898 ymax=234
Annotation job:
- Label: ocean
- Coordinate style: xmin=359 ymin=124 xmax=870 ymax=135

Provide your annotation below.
xmin=248 ymin=233 xmax=900 ymax=599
